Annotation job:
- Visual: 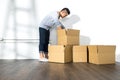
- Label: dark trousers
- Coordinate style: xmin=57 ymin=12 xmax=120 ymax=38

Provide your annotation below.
xmin=39 ymin=27 xmax=50 ymax=54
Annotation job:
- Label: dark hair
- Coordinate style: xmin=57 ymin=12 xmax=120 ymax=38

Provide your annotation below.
xmin=61 ymin=8 xmax=70 ymax=15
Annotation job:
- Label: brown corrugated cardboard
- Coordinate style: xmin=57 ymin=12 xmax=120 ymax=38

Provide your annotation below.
xmin=48 ymin=45 xmax=73 ymax=63
xmin=57 ymin=29 xmax=80 ymax=45
xmin=73 ymin=46 xmax=87 ymax=62
xmin=88 ymin=45 xmax=116 ymax=65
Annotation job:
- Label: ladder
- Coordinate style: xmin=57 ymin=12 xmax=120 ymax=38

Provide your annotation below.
xmin=0 ymin=0 xmax=37 ymax=58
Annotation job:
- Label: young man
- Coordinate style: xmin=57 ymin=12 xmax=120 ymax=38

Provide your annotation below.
xmin=39 ymin=8 xmax=70 ymax=62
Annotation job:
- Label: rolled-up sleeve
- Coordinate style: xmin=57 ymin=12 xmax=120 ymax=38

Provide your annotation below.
xmin=54 ymin=19 xmax=62 ymax=28
xmin=54 ymin=20 xmax=65 ymax=29
xmin=40 ymin=11 xmax=65 ymax=30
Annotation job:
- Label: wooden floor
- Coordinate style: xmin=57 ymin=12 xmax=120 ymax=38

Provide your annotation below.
xmin=0 ymin=60 xmax=120 ymax=80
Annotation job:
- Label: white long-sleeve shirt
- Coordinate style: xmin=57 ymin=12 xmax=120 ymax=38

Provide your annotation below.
xmin=39 ymin=11 xmax=64 ymax=30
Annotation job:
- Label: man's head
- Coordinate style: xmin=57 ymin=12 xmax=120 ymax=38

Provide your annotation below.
xmin=59 ymin=8 xmax=70 ymax=18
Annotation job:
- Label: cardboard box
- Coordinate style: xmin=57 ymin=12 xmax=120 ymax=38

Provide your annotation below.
xmin=48 ymin=45 xmax=72 ymax=63
xmin=88 ymin=45 xmax=116 ymax=64
xmin=73 ymin=46 xmax=87 ymax=62
xmin=57 ymin=29 xmax=80 ymax=45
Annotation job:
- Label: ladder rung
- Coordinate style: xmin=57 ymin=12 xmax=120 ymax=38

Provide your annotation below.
xmin=16 ymin=24 xmax=33 ymax=27
xmin=0 ymin=39 xmax=38 ymax=43
xmin=15 ymin=8 xmax=31 ymax=12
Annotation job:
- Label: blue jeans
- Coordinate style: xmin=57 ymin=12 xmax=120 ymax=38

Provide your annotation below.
xmin=39 ymin=27 xmax=50 ymax=54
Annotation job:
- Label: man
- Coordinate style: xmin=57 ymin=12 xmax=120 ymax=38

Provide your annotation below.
xmin=39 ymin=8 xmax=70 ymax=62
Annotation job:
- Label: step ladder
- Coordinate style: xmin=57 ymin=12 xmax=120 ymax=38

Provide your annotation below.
xmin=0 ymin=0 xmax=37 ymax=58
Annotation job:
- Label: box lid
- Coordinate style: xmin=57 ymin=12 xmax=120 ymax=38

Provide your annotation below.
xmin=57 ymin=29 xmax=80 ymax=36
xmin=88 ymin=45 xmax=116 ymax=54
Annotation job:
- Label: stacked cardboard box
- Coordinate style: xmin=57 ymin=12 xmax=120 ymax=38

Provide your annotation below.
xmin=48 ymin=29 xmax=116 ymax=64
xmin=48 ymin=29 xmax=80 ymax=63
xmin=48 ymin=45 xmax=72 ymax=63
xmin=57 ymin=29 xmax=80 ymax=45
xmin=73 ymin=45 xmax=116 ymax=64
xmin=73 ymin=46 xmax=88 ymax=62
xmin=88 ymin=45 xmax=116 ymax=64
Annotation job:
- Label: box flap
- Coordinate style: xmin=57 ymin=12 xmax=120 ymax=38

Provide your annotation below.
xmin=57 ymin=29 xmax=66 ymax=36
xmin=97 ymin=45 xmax=116 ymax=54
xmin=66 ymin=29 xmax=80 ymax=36
xmin=48 ymin=45 xmax=65 ymax=53
xmin=88 ymin=45 xmax=98 ymax=53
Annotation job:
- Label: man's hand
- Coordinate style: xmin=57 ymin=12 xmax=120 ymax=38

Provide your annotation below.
xmin=57 ymin=26 xmax=62 ymax=30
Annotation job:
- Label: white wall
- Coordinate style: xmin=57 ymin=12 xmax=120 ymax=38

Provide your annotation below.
xmin=0 ymin=0 xmax=120 ymax=62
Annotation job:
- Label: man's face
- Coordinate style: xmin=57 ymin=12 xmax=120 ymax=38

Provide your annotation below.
xmin=60 ymin=10 xmax=68 ymax=18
